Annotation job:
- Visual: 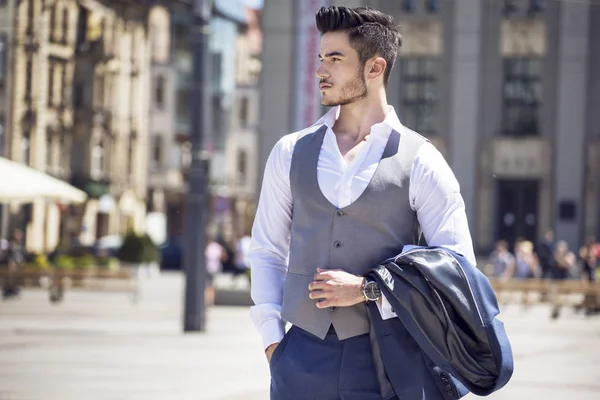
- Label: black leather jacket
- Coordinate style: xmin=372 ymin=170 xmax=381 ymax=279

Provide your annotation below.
xmin=365 ymin=247 xmax=514 ymax=399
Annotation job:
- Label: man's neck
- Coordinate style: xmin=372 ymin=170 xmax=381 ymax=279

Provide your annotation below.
xmin=332 ymin=92 xmax=389 ymax=142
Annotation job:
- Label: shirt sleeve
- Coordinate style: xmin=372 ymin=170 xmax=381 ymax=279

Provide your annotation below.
xmin=248 ymin=137 xmax=294 ymax=350
xmin=378 ymin=142 xmax=475 ymax=320
xmin=410 ymin=142 xmax=476 ymax=265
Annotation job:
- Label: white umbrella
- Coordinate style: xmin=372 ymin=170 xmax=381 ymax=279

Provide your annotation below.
xmin=0 ymin=157 xmax=87 ymax=203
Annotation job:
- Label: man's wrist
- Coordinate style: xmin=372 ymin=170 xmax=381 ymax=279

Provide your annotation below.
xmin=261 ymin=319 xmax=285 ymax=350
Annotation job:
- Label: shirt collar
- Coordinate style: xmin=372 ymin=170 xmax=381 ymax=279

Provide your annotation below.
xmin=312 ymin=105 xmax=404 ymax=135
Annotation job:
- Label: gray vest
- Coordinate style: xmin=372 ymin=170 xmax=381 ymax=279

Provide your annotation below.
xmin=281 ymin=124 xmax=428 ymax=340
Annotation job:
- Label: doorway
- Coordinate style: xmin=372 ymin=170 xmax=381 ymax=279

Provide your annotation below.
xmin=496 ymin=179 xmax=539 ymax=250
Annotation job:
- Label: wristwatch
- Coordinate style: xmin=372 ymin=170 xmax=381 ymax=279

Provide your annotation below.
xmin=362 ymin=280 xmax=381 ymax=301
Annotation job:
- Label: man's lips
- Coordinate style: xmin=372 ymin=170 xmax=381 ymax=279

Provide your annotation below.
xmin=319 ymin=83 xmax=332 ymax=89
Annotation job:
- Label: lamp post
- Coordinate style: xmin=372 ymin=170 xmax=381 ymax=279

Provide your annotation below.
xmin=183 ymin=0 xmax=212 ymax=332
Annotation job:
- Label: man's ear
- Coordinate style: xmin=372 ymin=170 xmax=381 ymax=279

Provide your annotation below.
xmin=366 ymin=57 xmax=387 ymax=82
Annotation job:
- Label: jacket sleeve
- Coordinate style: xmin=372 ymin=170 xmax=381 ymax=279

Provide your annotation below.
xmin=368 ymin=247 xmax=514 ymax=396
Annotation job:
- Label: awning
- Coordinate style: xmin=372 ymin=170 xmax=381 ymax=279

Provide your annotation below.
xmin=0 ymin=157 xmax=87 ymax=204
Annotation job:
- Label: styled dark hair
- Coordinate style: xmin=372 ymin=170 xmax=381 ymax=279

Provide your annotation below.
xmin=315 ymin=6 xmax=402 ymax=85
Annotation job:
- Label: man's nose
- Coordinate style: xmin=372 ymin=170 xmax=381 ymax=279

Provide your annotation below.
xmin=316 ymin=64 xmax=329 ymax=80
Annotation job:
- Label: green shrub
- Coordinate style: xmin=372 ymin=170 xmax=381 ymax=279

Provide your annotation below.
xmin=98 ymin=256 xmax=120 ymax=270
xmin=54 ymin=255 xmax=74 ymax=270
xmin=117 ymin=232 xmax=145 ymax=263
xmin=73 ymin=254 xmax=95 ymax=269
xmin=32 ymin=254 xmax=51 ymax=270
xmin=140 ymin=234 xmax=160 ymax=264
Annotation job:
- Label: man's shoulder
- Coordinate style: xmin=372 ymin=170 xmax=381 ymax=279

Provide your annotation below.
xmin=400 ymin=126 xmax=430 ymax=144
xmin=272 ymin=123 xmax=326 ymax=155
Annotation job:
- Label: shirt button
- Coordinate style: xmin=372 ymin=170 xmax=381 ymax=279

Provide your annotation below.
xmin=334 ymin=241 xmax=342 ymax=248
xmin=444 ymin=384 xmax=452 ymax=391
xmin=336 ymin=210 xmax=344 ymax=217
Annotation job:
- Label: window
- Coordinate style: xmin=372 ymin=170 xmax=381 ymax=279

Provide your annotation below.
xmin=46 ymin=135 xmax=53 ymax=171
xmin=402 ymin=0 xmax=415 ymax=12
xmin=91 ymin=139 xmax=105 ymax=179
xmin=239 ymin=96 xmax=249 ymax=128
xmin=59 ymin=135 xmax=69 ymax=173
xmin=152 ymin=136 xmax=163 ymax=164
xmin=62 ymin=8 xmax=69 ymax=43
xmin=21 ymin=136 xmax=30 ymax=165
xmin=27 ymin=0 xmax=34 ymax=33
xmin=0 ymin=35 xmax=6 ymax=82
xmin=155 ymin=75 xmax=165 ymax=108
xmin=48 ymin=62 xmax=55 ymax=106
xmin=50 ymin=5 xmax=57 ymax=42
xmin=73 ymin=82 xmax=84 ymax=107
xmin=237 ymin=149 xmax=247 ymax=185
xmin=25 ymin=59 xmax=33 ymax=101
xmin=176 ymin=89 xmax=189 ymax=121
xmin=399 ymin=58 xmax=438 ymax=136
xmin=181 ymin=142 xmax=191 ymax=169
xmin=426 ymin=0 xmax=439 ymax=12
xmin=127 ymin=137 xmax=135 ymax=177
xmin=502 ymin=58 xmax=543 ymax=136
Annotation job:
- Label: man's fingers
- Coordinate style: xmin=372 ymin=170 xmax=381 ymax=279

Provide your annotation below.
xmin=316 ymin=298 xmax=335 ymax=308
xmin=308 ymin=280 xmax=328 ymax=291
xmin=308 ymin=289 xmax=329 ymax=300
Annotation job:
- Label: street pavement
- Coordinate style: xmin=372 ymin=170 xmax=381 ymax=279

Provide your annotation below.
xmin=1 ymin=272 xmax=600 ymax=400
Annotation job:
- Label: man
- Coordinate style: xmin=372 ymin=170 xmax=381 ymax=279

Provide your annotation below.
xmin=536 ymin=229 xmax=555 ymax=279
xmin=249 ymin=6 xmax=477 ymax=399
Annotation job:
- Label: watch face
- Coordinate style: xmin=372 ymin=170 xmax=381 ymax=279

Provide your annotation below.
xmin=364 ymin=281 xmax=381 ymax=301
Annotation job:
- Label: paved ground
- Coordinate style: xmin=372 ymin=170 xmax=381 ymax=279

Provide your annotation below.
xmin=1 ymin=273 xmax=599 ymax=400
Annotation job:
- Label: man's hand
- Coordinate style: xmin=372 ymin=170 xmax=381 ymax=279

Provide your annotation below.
xmin=308 ymin=268 xmax=365 ymax=308
xmin=265 ymin=342 xmax=279 ymax=364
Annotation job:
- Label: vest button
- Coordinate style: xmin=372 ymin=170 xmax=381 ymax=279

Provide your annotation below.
xmin=333 ymin=241 xmax=342 ymax=248
xmin=336 ymin=210 xmax=344 ymax=217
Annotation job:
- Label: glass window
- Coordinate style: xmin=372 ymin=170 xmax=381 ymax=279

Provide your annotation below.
xmin=91 ymin=139 xmax=104 ymax=179
xmin=237 ymin=149 xmax=247 ymax=185
xmin=399 ymin=58 xmax=438 ymax=136
xmin=502 ymin=57 xmax=543 ymax=136
xmin=48 ymin=62 xmax=55 ymax=106
xmin=239 ymin=96 xmax=249 ymax=127
xmin=153 ymin=136 xmax=162 ymax=164
xmin=0 ymin=35 xmax=6 ymax=81
xmin=155 ymin=75 xmax=165 ymax=108
xmin=21 ymin=136 xmax=30 ymax=165
xmin=62 ymin=7 xmax=69 ymax=43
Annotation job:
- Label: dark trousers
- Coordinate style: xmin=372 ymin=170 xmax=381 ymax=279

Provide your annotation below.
xmin=270 ymin=325 xmax=396 ymax=400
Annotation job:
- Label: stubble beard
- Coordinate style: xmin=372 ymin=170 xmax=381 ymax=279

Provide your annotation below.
xmin=321 ymin=68 xmax=368 ymax=107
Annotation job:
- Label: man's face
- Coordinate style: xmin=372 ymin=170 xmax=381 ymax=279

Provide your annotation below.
xmin=316 ymin=31 xmax=367 ymax=107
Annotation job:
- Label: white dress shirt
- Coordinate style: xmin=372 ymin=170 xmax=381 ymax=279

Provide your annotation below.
xmin=249 ymin=106 xmax=476 ymax=349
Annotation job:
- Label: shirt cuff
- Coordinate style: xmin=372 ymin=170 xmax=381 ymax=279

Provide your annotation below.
xmin=376 ymin=293 xmax=398 ymax=320
xmin=261 ymin=318 xmax=286 ymax=350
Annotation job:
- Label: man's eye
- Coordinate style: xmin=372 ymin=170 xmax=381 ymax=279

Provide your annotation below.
xmin=332 ymin=58 xmax=340 ymax=62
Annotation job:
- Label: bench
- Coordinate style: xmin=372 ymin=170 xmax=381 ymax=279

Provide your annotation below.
xmin=0 ymin=266 xmax=141 ymax=303
xmin=488 ymin=277 xmax=600 ymax=314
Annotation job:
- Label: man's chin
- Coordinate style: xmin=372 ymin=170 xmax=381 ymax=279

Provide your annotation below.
xmin=320 ymin=98 xmax=340 ymax=107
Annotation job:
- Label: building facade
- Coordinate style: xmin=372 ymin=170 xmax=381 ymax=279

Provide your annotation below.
xmin=146 ymin=3 xmax=180 ymax=245
xmin=154 ymin=0 xmax=261 ymax=245
xmin=70 ymin=0 xmax=152 ymax=247
xmin=0 ymin=0 xmax=154 ymax=252
xmin=259 ymin=0 xmax=600 ymax=255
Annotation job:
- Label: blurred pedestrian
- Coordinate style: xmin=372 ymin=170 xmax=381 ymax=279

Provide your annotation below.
xmin=578 ymin=236 xmax=599 ymax=314
xmin=205 ymin=235 xmax=224 ymax=306
xmin=535 ymin=229 xmax=555 ymax=280
xmin=2 ymin=229 xmax=24 ymax=299
xmin=487 ymin=240 xmax=515 ymax=278
xmin=550 ymin=240 xmax=576 ymax=319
